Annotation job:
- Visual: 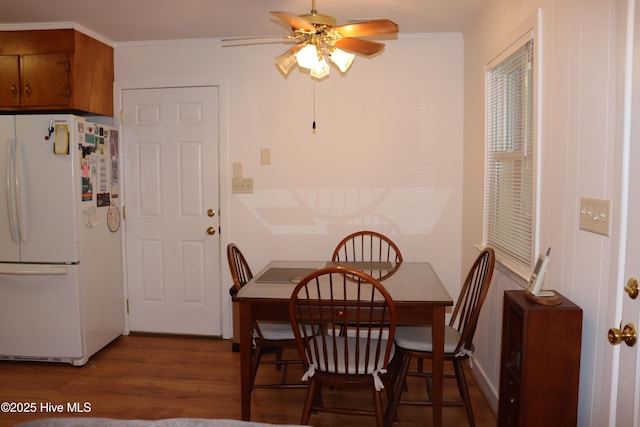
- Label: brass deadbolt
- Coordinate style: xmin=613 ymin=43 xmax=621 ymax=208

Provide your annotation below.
xmin=206 ymin=226 xmax=216 ymax=235
xmin=625 ymin=277 xmax=639 ymax=299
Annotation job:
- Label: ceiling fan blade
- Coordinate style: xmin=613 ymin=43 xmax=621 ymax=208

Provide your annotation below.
xmin=335 ymin=38 xmax=385 ymax=56
xmin=221 ymin=35 xmax=296 ymax=43
xmin=222 ymin=40 xmax=300 ymax=48
xmin=270 ymin=11 xmax=316 ymax=32
xmin=334 ymin=19 xmax=398 ymax=38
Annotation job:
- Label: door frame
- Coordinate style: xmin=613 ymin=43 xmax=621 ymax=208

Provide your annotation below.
xmin=116 ymin=84 xmax=232 ymax=339
xmin=607 ymin=0 xmax=640 ymax=425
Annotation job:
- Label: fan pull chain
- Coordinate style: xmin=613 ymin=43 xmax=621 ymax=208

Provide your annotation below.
xmin=312 ymin=81 xmax=316 ymax=133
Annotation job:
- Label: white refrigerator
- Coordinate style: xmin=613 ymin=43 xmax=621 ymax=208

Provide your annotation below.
xmin=0 ymin=114 xmax=124 ymax=366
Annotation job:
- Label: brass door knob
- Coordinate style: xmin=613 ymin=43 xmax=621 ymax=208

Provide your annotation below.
xmin=625 ymin=277 xmax=639 ymax=299
xmin=207 ymin=209 xmax=215 ymax=217
xmin=206 ymin=226 xmax=216 ymax=235
xmin=608 ymin=323 xmax=637 ymax=347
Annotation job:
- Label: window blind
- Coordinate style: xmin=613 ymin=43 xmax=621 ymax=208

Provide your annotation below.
xmin=485 ymin=39 xmax=535 ymax=272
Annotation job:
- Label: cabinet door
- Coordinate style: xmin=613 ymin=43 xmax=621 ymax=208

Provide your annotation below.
xmin=20 ymin=54 xmax=71 ymax=107
xmin=0 ymin=55 xmax=21 ymax=107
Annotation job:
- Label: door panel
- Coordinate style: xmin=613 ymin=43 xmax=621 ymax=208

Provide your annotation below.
xmin=20 ymin=54 xmax=70 ymax=107
xmin=0 ymin=115 xmax=19 ymax=261
xmin=0 ymin=265 xmax=83 ymax=359
xmin=123 ymin=87 xmax=221 ymax=336
xmin=0 ymin=56 xmax=20 ymax=107
xmin=15 ymin=115 xmax=81 ymax=263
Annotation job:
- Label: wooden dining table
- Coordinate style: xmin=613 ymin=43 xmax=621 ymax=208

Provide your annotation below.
xmin=234 ymin=260 xmax=453 ymax=427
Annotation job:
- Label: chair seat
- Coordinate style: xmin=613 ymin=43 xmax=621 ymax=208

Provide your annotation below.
xmin=308 ymin=336 xmax=395 ymax=374
xmin=257 ymin=322 xmax=318 ymax=341
xmin=256 ymin=322 xmax=297 ymax=340
xmin=394 ymin=325 xmax=461 ymax=354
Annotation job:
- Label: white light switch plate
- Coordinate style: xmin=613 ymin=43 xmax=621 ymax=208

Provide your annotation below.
xmin=579 ymin=197 xmax=611 ymax=236
xmin=232 ymin=162 xmax=243 ymax=178
xmin=260 ymin=148 xmax=271 ymax=165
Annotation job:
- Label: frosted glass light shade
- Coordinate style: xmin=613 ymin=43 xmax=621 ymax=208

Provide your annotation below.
xmin=275 ymin=50 xmax=298 ymax=75
xmin=296 ymin=44 xmax=319 ymax=70
xmin=310 ymin=57 xmax=330 ymax=79
xmin=329 ymin=48 xmax=355 ymax=72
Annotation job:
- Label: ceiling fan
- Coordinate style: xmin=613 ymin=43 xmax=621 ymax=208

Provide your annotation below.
xmin=223 ymin=0 xmax=398 ymax=80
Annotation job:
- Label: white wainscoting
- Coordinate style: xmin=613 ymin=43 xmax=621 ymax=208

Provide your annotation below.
xmin=469 ymin=265 xmax=523 ymax=413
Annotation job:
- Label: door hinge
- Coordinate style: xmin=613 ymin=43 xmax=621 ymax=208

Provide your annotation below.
xmin=119 ymin=109 xmax=124 ymax=124
xmin=122 ymin=205 xmax=126 ymax=220
xmin=126 ymin=299 xmax=130 ymax=314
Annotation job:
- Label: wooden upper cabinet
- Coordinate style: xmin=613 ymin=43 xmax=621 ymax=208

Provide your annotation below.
xmin=0 ymin=29 xmax=113 ymax=116
xmin=21 ymin=54 xmax=72 ymax=107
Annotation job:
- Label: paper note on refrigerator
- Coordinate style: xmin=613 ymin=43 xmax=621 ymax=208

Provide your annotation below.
xmin=53 ymin=124 xmax=69 ymax=155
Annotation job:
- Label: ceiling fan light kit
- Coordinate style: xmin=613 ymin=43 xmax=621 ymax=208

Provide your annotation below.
xmin=225 ymin=0 xmax=398 ymax=81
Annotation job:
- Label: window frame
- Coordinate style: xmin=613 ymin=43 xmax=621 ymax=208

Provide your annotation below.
xmin=483 ymin=10 xmax=543 ymax=278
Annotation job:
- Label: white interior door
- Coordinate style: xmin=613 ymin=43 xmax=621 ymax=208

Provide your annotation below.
xmin=612 ymin=1 xmax=640 ymax=425
xmin=123 ymin=86 xmax=221 ymax=336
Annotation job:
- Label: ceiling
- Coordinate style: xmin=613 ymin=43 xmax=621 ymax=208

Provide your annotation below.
xmin=0 ymin=0 xmax=484 ymax=44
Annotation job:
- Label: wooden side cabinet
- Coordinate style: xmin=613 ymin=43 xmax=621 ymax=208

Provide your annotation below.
xmin=0 ymin=29 xmax=113 ymax=116
xmin=498 ymin=290 xmax=582 ymax=427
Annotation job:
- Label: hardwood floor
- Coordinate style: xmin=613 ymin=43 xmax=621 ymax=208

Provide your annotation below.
xmin=0 ymin=335 xmax=496 ymax=426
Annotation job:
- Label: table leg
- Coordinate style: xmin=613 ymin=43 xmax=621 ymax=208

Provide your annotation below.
xmin=432 ymin=305 xmax=445 ymax=427
xmin=239 ymin=301 xmax=252 ymax=421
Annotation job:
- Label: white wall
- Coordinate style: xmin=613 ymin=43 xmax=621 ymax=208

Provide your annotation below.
xmin=463 ymin=1 xmax=621 ymax=425
xmin=114 ymin=34 xmax=465 ymax=338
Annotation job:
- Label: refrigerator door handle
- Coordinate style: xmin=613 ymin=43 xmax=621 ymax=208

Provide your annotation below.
xmin=0 ymin=264 xmax=68 ymax=275
xmin=5 ymin=138 xmax=18 ymax=242
xmin=14 ymin=138 xmax=26 ymax=242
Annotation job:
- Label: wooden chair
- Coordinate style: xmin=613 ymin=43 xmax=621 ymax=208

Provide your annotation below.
xmin=289 ymin=266 xmax=397 ymax=427
xmin=331 ymin=230 xmax=403 ymax=281
xmin=227 ymin=243 xmax=304 ymax=389
xmin=388 ymin=247 xmax=495 ymax=427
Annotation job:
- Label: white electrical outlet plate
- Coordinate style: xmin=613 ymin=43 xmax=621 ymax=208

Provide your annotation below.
xmin=579 ymin=197 xmax=612 ymax=236
xmin=232 ymin=177 xmax=253 ymax=194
